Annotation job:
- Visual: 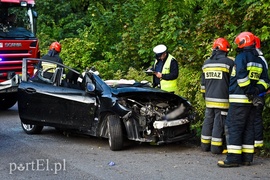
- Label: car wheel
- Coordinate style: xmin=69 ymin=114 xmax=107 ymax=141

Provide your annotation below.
xmin=21 ymin=122 xmax=43 ymax=134
xmin=107 ymin=114 xmax=123 ymax=151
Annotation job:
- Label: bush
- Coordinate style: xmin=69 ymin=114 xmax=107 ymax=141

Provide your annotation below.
xmin=177 ymin=66 xmax=205 ymax=136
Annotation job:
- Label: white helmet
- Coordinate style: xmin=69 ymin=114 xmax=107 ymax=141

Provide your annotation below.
xmin=153 ymin=44 xmax=167 ymax=54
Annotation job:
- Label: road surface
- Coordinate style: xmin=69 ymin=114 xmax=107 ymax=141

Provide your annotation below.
xmin=1 ymin=104 xmax=270 ymax=180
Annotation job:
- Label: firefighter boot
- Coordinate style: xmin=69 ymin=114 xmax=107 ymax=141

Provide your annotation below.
xmin=201 ymin=142 xmax=210 ymax=152
xmin=217 ymin=160 xmax=239 ymax=168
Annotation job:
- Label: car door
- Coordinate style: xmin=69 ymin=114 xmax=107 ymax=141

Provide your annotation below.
xmin=18 ymin=80 xmax=97 ymax=129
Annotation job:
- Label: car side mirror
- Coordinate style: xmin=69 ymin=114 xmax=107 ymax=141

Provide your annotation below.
xmin=86 ymin=82 xmax=95 ymax=93
xmin=33 ymin=11 xmax=38 ymax=18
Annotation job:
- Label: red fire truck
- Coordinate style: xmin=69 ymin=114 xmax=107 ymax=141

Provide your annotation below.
xmin=0 ymin=0 xmax=39 ymax=110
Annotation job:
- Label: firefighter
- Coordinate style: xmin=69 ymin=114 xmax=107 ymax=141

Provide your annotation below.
xmin=42 ymin=41 xmax=63 ymax=64
xmin=200 ymin=38 xmax=234 ymax=154
xmin=218 ymin=32 xmax=269 ymax=167
xmin=39 ymin=42 xmax=63 ymax=79
xmin=253 ymin=36 xmax=269 ymax=149
xmin=151 ymin=44 xmax=179 ymax=93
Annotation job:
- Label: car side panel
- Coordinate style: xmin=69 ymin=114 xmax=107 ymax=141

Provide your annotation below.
xmin=18 ymin=81 xmax=97 ymax=129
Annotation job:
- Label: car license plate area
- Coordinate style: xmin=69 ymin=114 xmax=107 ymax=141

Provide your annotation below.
xmin=153 ymin=118 xmax=189 ymax=129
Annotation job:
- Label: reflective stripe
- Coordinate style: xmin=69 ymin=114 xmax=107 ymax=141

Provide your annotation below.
xmin=254 ymin=144 xmax=263 ymax=148
xmin=228 ymin=149 xmax=242 ymax=154
xmin=254 ymin=140 xmax=263 ymax=144
xmin=247 ymin=62 xmax=263 ymax=68
xmin=242 ymin=144 xmax=254 ymax=153
xmin=205 ymin=97 xmax=229 ymax=103
xmin=257 ymin=79 xmax=269 ymax=89
xmin=205 ymin=101 xmax=229 ymax=109
xmin=201 ymin=135 xmax=211 ymax=140
xmin=203 ymin=67 xmax=229 ymax=73
xmin=201 ymin=85 xmax=205 ymax=90
xmin=221 ymin=111 xmax=228 ymax=115
xmin=211 ymin=141 xmax=222 ymax=146
xmin=212 ymin=137 xmax=222 ymax=142
xmin=201 ymin=138 xmax=211 ymax=144
xmin=242 ymin=144 xmax=254 ymax=149
xmin=205 ymin=97 xmax=229 ymax=108
xmin=229 ymin=94 xmax=252 ymax=104
xmin=247 ymin=65 xmax=263 ymax=71
xmin=254 ymin=140 xmax=264 ymax=148
xmin=201 ymin=85 xmax=205 ymax=93
xmin=227 ymin=145 xmax=242 ymax=154
xmin=229 ymin=94 xmax=248 ymax=99
xmin=202 ymin=63 xmax=231 ymax=73
xmin=201 ymin=135 xmax=211 ymax=144
xmin=237 ymin=76 xmax=250 ymax=87
xmin=211 ymin=137 xmax=223 ymax=146
xmin=229 ymin=98 xmax=251 ymax=103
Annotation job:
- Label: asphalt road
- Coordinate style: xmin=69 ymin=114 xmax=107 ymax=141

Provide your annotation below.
xmin=1 ymin=104 xmax=270 ymax=180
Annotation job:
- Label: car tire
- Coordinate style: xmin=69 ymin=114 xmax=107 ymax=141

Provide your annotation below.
xmin=21 ymin=122 xmax=43 ymax=134
xmin=107 ymin=114 xmax=123 ymax=151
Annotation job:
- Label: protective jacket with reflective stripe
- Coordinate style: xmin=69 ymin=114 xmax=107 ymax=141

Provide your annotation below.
xmin=160 ymin=54 xmax=178 ymax=92
xmin=38 ymin=50 xmax=63 ymax=70
xmin=229 ymin=48 xmax=269 ymax=105
xmin=153 ymin=54 xmax=178 ymax=92
xmin=201 ymin=51 xmax=234 ymax=109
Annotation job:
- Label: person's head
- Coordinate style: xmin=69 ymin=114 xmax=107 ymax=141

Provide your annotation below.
xmin=49 ymin=42 xmax=61 ymax=53
xmin=153 ymin=44 xmax=167 ymax=60
xmin=254 ymin=36 xmax=261 ymax=49
xmin=7 ymin=13 xmax=17 ymax=26
xmin=212 ymin=38 xmax=230 ymax=52
xmin=234 ymin=32 xmax=255 ymax=49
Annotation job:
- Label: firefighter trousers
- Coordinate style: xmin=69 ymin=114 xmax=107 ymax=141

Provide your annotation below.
xmin=225 ymin=104 xmax=255 ymax=164
xmin=201 ymin=108 xmax=227 ymax=154
xmin=254 ymin=104 xmax=264 ymax=148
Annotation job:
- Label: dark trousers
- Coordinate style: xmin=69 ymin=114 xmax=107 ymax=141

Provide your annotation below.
xmin=225 ymin=104 xmax=255 ymax=163
xmin=201 ymin=108 xmax=227 ymax=154
xmin=254 ymin=104 xmax=264 ymax=147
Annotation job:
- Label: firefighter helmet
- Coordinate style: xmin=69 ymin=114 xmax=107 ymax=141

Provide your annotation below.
xmin=254 ymin=36 xmax=261 ymax=49
xmin=212 ymin=38 xmax=230 ymax=52
xmin=234 ymin=32 xmax=255 ymax=48
xmin=49 ymin=42 xmax=61 ymax=52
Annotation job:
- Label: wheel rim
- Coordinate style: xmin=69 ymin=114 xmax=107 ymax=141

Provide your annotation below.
xmin=22 ymin=123 xmax=35 ymax=131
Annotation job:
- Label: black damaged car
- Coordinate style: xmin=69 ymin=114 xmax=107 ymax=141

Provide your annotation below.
xmin=18 ymin=58 xmax=196 ymax=151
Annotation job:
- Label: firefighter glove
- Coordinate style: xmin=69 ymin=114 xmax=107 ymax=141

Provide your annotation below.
xmin=253 ymin=96 xmax=264 ymax=106
xmin=246 ymin=94 xmax=254 ymax=101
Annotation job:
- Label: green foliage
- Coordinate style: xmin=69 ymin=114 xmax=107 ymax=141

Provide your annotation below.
xmin=35 ymin=0 xmax=270 ymax=155
xmin=263 ymin=95 xmax=270 ymax=153
xmin=60 ymin=37 xmax=96 ymax=71
xmin=177 ymin=66 xmax=205 ymax=133
xmin=111 ymin=67 xmax=152 ymax=82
